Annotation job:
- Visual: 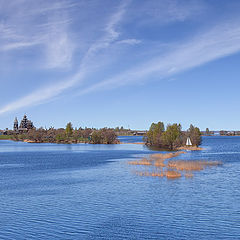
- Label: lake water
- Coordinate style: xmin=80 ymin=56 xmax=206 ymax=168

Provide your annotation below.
xmin=0 ymin=136 xmax=239 ymax=239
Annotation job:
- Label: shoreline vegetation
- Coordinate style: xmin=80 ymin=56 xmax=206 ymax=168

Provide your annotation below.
xmin=128 ymin=151 xmax=222 ymax=179
xmin=176 ymin=146 xmax=203 ymax=151
xmin=127 ymin=122 xmax=211 ymax=179
xmin=0 ymin=136 xmax=204 ymax=150
xmin=0 ymin=124 xmax=143 ymax=144
xmin=144 ymin=122 xmax=202 ymax=150
xmin=0 ymin=121 xmax=203 ymax=150
xmin=4 ymin=123 xmax=119 ymax=144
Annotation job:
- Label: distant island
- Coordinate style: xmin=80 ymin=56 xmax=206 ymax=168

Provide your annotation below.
xmin=0 ymin=115 xmax=119 ymax=144
xmin=204 ymin=128 xmax=240 ymax=136
xmin=2 ymin=115 xmax=237 ymax=149
xmin=144 ymin=122 xmax=202 ymax=150
xmin=1 ymin=123 xmax=119 ymax=144
xmin=0 ymin=115 xmax=203 ymax=150
xmin=0 ymin=115 xmax=145 ymax=144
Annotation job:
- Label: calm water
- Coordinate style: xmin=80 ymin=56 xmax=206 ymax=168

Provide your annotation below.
xmin=0 ymin=136 xmax=239 ymax=239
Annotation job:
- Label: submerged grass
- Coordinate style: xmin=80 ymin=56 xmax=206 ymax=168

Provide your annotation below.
xmin=128 ymin=158 xmax=152 ymax=166
xmin=150 ymin=151 xmax=185 ymax=160
xmin=128 ymin=151 xmax=222 ymax=179
xmin=168 ymin=160 xmax=222 ymax=171
xmin=185 ymin=172 xmax=194 ymax=178
xmin=165 ymin=170 xmax=182 ymax=179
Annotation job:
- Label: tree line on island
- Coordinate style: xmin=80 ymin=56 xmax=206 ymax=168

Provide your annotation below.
xmin=10 ymin=122 xmax=119 ymax=144
xmin=1 ymin=121 xmax=202 ymax=149
xmin=144 ymin=122 xmax=202 ymax=150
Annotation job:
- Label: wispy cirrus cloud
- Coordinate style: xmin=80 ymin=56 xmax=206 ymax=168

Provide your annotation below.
xmin=0 ymin=0 xmax=129 ymax=115
xmin=0 ymin=79 xmax=76 ymax=115
xmin=116 ymin=39 xmax=141 ymax=45
xmin=0 ymin=0 xmax=75 ymax=69
xmin=0 ymin=41 xmax=41 ymax=51
xmin=77 ymin=20 xmax=240 ymax=95
xmin=126 ymin=0 xmax=206 ymax=26
xmin=1 ymin=0 xmax=240 ymax=116
xmin=80 ymin=1 xmax=129 ymax=66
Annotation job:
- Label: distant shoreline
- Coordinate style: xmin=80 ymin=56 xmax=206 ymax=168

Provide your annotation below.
xmin=0 ymin=137 xmax=119 ymax=145
xmin=0 ymin=138 xmax=204 ymax=152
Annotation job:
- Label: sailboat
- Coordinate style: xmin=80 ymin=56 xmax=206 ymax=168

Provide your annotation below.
xmin=186 ymin=137 xmax=192 ymax=146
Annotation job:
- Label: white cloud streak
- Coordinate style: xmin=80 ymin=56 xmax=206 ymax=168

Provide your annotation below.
xmin=80 ymin=1 xmax=128 ymax=66
xmin=0 ymin=41 xmax=41 ymax=51
xmin=45 ymin=29 xmax=74 ymax=69
xmin=0 ymin=79 xmax=76 ymax=115
xmin=0 ymin=0 xmax=129 ymax=115
xmin=77 ymin=21 xmax=240 ymax=95
xmin=116 ymin=38 xmax=141 ymax=45
xmin=0 ymin=0 xmax=75 ymax=68
xmin=1 ymin=1 xmax=240 ymax=116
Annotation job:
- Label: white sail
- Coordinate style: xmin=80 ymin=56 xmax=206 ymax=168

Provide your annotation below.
xmin=186 ymin=137 xmax=192 ymax=146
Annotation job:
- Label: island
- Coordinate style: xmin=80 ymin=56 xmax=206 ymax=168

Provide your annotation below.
xmin=0 ymin=116 xmax=202 ymax=149
xmin=144 ymin=121 xmax=202 ymax=150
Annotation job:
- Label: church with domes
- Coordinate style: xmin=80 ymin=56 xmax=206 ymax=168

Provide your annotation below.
xmin=13 ymin=115 xmax=34 ymax=132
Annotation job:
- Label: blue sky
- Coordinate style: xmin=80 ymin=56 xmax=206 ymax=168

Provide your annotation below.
xmin=1 ymin=0 xmax=240 ymax=130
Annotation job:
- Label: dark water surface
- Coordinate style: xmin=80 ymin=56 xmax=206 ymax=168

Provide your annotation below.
xmin=0 ymin=136 xmax=239 ymax=239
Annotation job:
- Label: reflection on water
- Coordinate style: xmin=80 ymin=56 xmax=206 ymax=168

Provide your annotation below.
xmin=0 ymin=136 xmax=239 ymax=239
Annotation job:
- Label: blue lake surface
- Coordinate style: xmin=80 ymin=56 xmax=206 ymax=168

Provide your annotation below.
xmin=0 ymin=136 xmax=239 ymax=239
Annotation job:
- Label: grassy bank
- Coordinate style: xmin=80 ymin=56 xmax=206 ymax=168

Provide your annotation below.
xmin=0 ymin=135 xmax=13 ymax=140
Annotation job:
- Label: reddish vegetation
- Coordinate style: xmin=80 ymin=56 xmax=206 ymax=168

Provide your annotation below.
xmin=168 ymin=160 xmax=203 ymax=171
xmin=177 ymin=146 xmax=204 ymax=151
xmin=135 ymin=170 xmax=181 ymax=179
xmin=128 ymin=158 xmax=152 ymax=166
xmin=128 ymin=151 xmax=222 ymax=179
xmin=165 ymin=170 xmax=181 ymax=179
xmin=120 ymin=142 xmax=144 ymax=145
xmin=168 ymin=160 xmax=222 ymax=171
xmin=154 ymin=160 xmax=165 ymax=167
xmin=150 ymin=151 xmax=185 ymax=160
xmin=136 ymin=171 xmax=164 ymax=177
xmin=185 ymin=172 xmax=194 ymax=178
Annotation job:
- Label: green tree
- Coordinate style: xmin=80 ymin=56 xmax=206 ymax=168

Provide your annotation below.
xmin=91 ymin=130 xmax=103 ymax=144
xmin=162 ymin=123 xmax=182 ymax=150
xmin=206 ymin=128 xmax=210 ymax=135
xmin=56 ymin=133 xmax=65 ymax=143
xmin=188 ymin=124 xmax=202 ymax=146
xmin=65 ymin=122 xmax=73 ymax=138
xmin=146 ymin=121 xmax=165 ymax=146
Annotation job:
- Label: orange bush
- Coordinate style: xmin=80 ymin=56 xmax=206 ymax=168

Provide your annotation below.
xmin=165 ymin=170 xmax=181 ymax=179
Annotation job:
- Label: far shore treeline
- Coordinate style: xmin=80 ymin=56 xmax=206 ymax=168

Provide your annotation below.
xmin=4 ymin=122 xmax=120 ymax=144
xmin=0 ymin=123 xmax=139 ymax=144
xmin=144 ymin=122 xmax=202 ymax=150
xmin=0 ymin=121 xmax=201 ymax=149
